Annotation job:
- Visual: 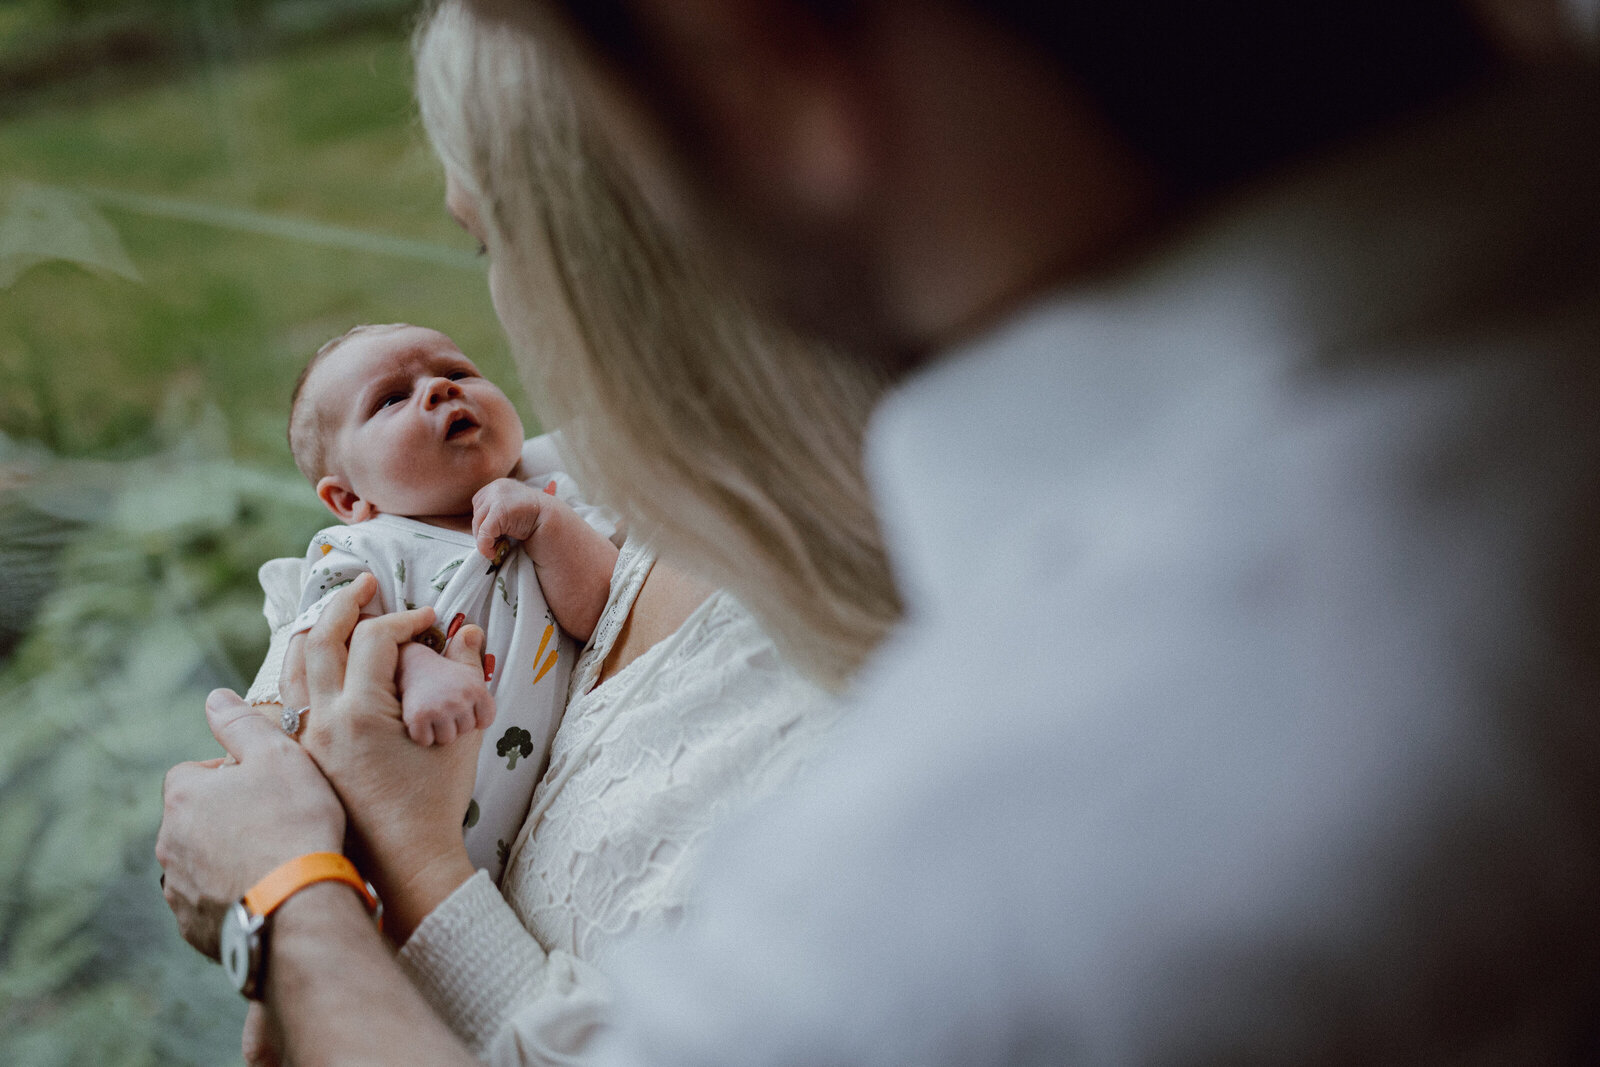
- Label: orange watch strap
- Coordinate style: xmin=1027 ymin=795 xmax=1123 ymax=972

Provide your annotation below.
xmin=242 ymin=852 xmax=380 ymax=926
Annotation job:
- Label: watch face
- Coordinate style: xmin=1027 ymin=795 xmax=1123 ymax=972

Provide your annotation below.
xmin=220 ymin=901 xmax=261 ymax=997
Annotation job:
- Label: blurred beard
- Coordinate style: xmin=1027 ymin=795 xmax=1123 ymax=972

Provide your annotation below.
xmin=466 ymin=0 xmax=927 ymax=378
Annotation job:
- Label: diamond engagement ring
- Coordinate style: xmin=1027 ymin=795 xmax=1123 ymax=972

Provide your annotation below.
xmin=280 ymin=705 xmax=309 ymax=740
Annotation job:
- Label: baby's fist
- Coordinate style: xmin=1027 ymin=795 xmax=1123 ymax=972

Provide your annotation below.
xmin=471 ymin=478 xmax=545 ymax=563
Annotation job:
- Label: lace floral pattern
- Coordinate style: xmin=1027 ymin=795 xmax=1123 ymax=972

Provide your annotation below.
xmin=391 ymin=538 xmax=843 ymax=1057
xmin=504 ymin=566 xmax=841 ymax=968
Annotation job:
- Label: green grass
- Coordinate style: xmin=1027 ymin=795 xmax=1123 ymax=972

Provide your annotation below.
xmin=0 ymin=27 xmax=528 ymax=465
xmin=0 ymin=25 xmax=534 ymax=1066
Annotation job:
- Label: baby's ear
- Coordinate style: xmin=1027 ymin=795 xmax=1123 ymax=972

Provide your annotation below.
xmin=316 ymin=476 xmax=378 ymax=524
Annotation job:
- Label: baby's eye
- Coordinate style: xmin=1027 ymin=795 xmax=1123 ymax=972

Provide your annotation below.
xmin=377 ymin=391 xmax=408 ymax=409
xmin=447 ymin=371 xmax=472 ymax=381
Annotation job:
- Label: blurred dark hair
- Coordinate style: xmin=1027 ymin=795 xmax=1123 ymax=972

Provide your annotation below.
xmin=547 ymin=0 xmax=1493 ymax=195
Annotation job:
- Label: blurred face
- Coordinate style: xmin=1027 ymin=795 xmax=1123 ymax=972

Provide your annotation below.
xmin=469 ymin=0 xmax=1162 ymax=368
xmin=470 ymin=0 xmax=896 ymax=357
xmin=307 ymin=325 xmax=524 ymax=520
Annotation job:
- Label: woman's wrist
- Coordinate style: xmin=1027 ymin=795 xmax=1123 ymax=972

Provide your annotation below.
xmin=374 ymin=849 xmax=478 ymax=946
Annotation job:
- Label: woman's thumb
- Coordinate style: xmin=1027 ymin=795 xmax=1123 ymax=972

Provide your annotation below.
xmin=443 ymin=624 xmax=486 ymax=668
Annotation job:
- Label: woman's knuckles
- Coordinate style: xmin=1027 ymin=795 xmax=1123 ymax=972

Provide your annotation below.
xmin=162 ymin=765 xmax=204 ymax=809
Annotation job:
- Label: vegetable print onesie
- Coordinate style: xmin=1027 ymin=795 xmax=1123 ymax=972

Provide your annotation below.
xmin=290 ymin=470 xmax=595 ymax=884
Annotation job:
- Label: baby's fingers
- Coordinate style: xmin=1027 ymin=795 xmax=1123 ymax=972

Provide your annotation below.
xmin=474 ymin=696 xmax=497 ymax=732
xmin=433 ymin=716 xmax=460 ymax=746
xmin=472 ymin=502 xmax=505 ymax=560
xmin=476 ymin=525 xmax=501 ymax=562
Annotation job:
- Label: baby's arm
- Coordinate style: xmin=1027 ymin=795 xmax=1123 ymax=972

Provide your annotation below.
xmin=472 ymin=479 xmax=620 ymax=642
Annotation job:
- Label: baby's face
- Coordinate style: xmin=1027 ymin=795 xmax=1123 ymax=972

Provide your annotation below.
xmin=306 ymin=325 xmax=524 ymax=519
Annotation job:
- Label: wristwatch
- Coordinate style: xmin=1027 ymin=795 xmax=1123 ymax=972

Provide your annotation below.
xmin=219 ymin=852 xmax=383 ymax=999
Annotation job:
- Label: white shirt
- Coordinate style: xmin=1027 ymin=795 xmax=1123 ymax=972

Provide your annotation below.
xmin=590 ymin=75 xmax=1600 ymax=1064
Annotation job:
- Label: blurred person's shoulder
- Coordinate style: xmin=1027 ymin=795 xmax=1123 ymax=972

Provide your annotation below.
xmin=660 ymin=69 xmax=1600 ymax=1063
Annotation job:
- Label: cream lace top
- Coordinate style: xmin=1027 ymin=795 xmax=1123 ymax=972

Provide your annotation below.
xmin=248 ymin=537 xmax=843 ymax=1064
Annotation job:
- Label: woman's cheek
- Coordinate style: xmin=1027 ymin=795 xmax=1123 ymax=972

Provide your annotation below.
xmin=487 ymin=258 xmax=509 ymax=325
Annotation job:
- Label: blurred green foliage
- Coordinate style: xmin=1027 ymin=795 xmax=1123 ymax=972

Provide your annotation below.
xmin=0 ymin=12 xmax=532 ymax=1064
xmin=0 ymin=424 xmax=327 ymax=1066
xmin=0 ymin=26 xmax=524 ymax=465
xmin=0 ymin=0 xmax=419 ymax=114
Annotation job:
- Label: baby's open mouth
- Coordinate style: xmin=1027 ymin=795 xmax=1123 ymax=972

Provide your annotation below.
xmin=445 ymin=414 xmax=479 ymax=439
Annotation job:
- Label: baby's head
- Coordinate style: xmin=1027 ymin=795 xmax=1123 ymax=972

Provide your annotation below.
xmin=290 ymin=323 xmax=525 ymax=523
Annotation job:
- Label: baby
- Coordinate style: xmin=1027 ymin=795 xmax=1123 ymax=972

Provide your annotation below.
xmin=282 ymin=322 xmax=619 ymax=882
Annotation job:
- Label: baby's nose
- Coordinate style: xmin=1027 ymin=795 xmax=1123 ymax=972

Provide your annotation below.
xmin=423 ymin=378 xmax=462 ymax=408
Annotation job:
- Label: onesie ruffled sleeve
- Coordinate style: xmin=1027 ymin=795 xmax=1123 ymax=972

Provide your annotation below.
xmin=244 ymin=556 xmax=307 ymax=705
xmin=244 ymin=527 xmax=382 ymax=703
xmin=288 ymin=528 xmax=381 ymax=635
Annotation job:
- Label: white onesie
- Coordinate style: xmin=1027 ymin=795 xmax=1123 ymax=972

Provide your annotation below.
xmin=289 ymin=464 xmax=611 ymax=884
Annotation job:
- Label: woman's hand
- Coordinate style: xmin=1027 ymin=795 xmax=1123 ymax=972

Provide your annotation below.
xmin=157 ymin=690 xmax=346 ymax=958
xmin=298 ymin=573 xmax=482 ymax=942
xmin=278 ymin=631 xmax=310 ymax=713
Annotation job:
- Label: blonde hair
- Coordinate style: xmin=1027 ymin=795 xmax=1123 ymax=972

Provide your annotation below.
xmin=414 ymin=0 xmax=901 ymax=686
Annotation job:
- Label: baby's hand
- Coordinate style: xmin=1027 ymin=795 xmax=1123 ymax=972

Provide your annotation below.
xmin=472 ymin=477 xmax=617 ymax=642
xmin=396 ymin=632 xmax=496 ymax=746
xmin=471 ymin=478 xmax=549 ymax=564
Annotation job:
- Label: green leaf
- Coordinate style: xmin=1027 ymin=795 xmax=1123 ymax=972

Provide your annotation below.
xmin=0 ymin=183 xmax=143 ymax=289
